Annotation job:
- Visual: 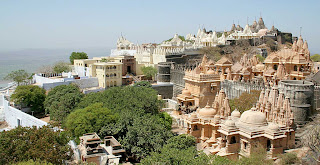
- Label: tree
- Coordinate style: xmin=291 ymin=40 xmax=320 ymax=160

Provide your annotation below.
xmin=302 ymin=124 xmax=320 ymax=164
xmin=200 ymin=47 xmax=222 ymax=62
xmin=311 ymin=54 xmax=320 ymax=62
xmin=133 ymin=81 xmax=152 ymax=88
xmin=0 ymin=125 xmax=71 ymax=164
xmin=255 ymin=54 xmax=265 ymax=62
xmin=236 ymin=145 xmax=273 ymax=165
xmin=65 ymin=103 xmax=119 ymax=138
xmin=53 ymin=61 xmax=71 ymax=74
xmin=120 ymin=114 xmax=173 ymax=161
xmin=44 ymin=84 xmax=83 ymax=123
xmin=229 ymin=90 xmax=261 ymax=113
xmin=140 ymin=66 xmax=157 ymax=79
xmin=69 ymin=52 xmax=88 ymax=64
xmin=4 ymin=70 xmax=31 ymax=86
xmin=37 ymin=65 xmax=53 ymax=76
xmin=11 ymin=85 xmax=46 ymax=113
xmin=141 ymin=134 xmax=232 ymax=165
xmin=266 ymin=38 xmax=278 ymax=52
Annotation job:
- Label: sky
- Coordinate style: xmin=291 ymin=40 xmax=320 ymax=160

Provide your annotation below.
xmin=0 ymin=0 xmax=319 ymax=54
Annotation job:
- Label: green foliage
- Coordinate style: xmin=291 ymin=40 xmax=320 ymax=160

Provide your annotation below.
xmin=0 ymin=126 xmax=71 ymax=165
xmin=229 ymin=90 xmax=261 ymax=113
xmin=100 ymin=58 xmax=110 ymax=62
xmin=279 ymin=152 xmax=300 ymax=165
xmin=44 ymin=84 xmax=83 ymax=122
xmin=236 ymin=146 xmax=273 ymax=165
xmin=140 ymin=66 xmax=157 ymax=79
xmin=69 ymin=52 xmax=88 ymax=64
xmin=141 ymin=134 xmax=232 ymax=165
xmin=255 ymin=54 xmax=265 ymax=62
xmin=133 ymin=81 xmax=152 ymax=88
xmin=11 ymin=85 xmax=46 ymax=112
xmin=165 ymin=35 xmax=185 ymax=42
xmin=11 ymin=159 xmax=53 ymax=165
xmin=4 ymin=69 xmax=31 ymax=85
xmin=53 ymin=61 xmax=71 ymax=74
xmin=120 ymin=114 xmax=173 ymax=161
xmin=77 ymin=86 xmax=161 ymax=114
xmin=311 ymin=54 xmax=320 ymax=62
xmin=65 ymin=103 xmax=119 ymax=138
xmin=74 ymin=86 xmax=167 ymax=162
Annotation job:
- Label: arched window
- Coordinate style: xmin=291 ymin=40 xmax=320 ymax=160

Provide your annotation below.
xmin=106 ymin=74 xmax=109 ymax=77
xmin=114 ymin=73 xmax=116 ymax=77
xmin=294 ymin=65 xmax=297 ymax=71
xmin=114 ymin=81 xmax=117 ymax=86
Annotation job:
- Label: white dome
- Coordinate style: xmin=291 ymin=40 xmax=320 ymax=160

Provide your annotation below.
xmin=231 ymin=109 xmax=241 ymax=118
xmin=239 ymin=110 xmax=267 ymax=126
xmin=225 ymin=117 xmax=236 ymax=127
xmin=267 ymin=122 xmax=279 ymax=132
xmin=199 ymin=104 xmax=216 ymax=118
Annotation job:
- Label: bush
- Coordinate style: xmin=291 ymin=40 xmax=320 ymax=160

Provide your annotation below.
xmin=279 ymin=152 xmax=300 ymax=165
xmin=311 ymin=54 xmax=320 ymax=62
xmin=229 ymin=90 xmax=261 ymax=113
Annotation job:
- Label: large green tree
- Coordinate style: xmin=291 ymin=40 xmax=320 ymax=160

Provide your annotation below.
xmin=44 ymin=84 xmax=83 ymax=122
xmin=0 ymin=126 xmax=71 ymax=165
xmin=140 ymin=66 xmax=157 ymax=79
xmin=11 ymin=85 xmax=46 ymax=113
xmin=65 ymin=103 xmax=119 ymax=138
xmin=69 ymin=52 xmax=88 ymax=64
xmin=120 ymin=114 xmax=173 ymax=161
xmin=4 ymin=69 xmax=31 ymax=86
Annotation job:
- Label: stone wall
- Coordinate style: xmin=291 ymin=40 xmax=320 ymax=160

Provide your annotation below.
xmin=278 ymin=80 xmax=314 ymax=126
xmin=152 ymin=84 xmax=173 ymax=99
xmin=221 ymin=80 xmax=266 ymax=99
xmin=0 ymin=95 xmax=47 ymax=128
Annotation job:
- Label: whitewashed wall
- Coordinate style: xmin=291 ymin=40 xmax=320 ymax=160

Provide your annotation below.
xmin=0 ymin=95 xmax=47 ymax=128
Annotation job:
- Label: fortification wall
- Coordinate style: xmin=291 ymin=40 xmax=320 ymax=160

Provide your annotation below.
xmin=278 ymin=80 xmax=314 ymax=125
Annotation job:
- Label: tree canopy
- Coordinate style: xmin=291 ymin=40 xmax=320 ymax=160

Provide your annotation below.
xmin=141 ymin=134 xmax=232 ymax=165
xmin=255 ymin=54 xmax=265 ymax=62
xmin=4 ymin=70 xmax=31 ymax=86
xmin=69 ymin=52 xmax=88 ymax=64
xmin=53 ymin=61 xmax=71 ymax=74
xmin=229 ymin=90 xmax=261 ymax=113
xmin=44 ymin=84 xmax=83 ymax=122
xmin=65 ymin=103 xmax=119 ymax=138
xmin=133 ymin=81 xmax=152 ymax=88
xmin=140 ymin=66 xmax=157 ymax=79
xmin=311 ymin=54 xmax=320 ymax=62
xmin=0 ymin=126 xmax=71 ymax=164
xmin=72 ymin=86 xmax=169 ymax=162
xmin=11 ymin=85 xmax=46 ymax=113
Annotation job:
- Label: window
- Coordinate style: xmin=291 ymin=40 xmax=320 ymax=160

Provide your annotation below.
xmin=243 ymin=142 xmax=247 ymax=150
xmin=267 ymin=140 xmax=271 ymax=151
xmin=193 ymin=125 xmax=198 ymax=131
xmin=17 ymin=119 xmax=21 ymax=126
xmin=273 ymin=64 xmax=278 ymax=70
xmin=230 ymin=136 xmax=236 ymax=144
xmin=294 ymin=65 xmax=297 ymax=71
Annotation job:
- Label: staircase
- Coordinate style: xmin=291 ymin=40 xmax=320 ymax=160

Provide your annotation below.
xmin=130 ymin=74 xmax=141 ymax=83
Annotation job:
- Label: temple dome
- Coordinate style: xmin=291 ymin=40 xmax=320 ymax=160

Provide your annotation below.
xmin=199 ymin=104 xmax=216 ymax=118
xmin=182 ymin=88 xmax=191 ymax=96
xmin=225 ymin=116 xmax=236 ymax=127
xmin=207 ymin=69 xmax=215 ymax=74
xmin=239 ymin=110 xmax=267 ymax=126
xmin=231 ymin=109 xmax=241 ymax=118
xmin=267 ymin=122 xmax=279 ymax=132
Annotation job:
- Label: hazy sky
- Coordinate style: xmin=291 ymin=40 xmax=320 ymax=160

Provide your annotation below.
xmin=1 ymin=0 xmax=319 ymax=54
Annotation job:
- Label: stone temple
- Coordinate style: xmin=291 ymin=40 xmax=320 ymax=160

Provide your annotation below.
xmin=170 ymin=54 xmax=298 ymax=160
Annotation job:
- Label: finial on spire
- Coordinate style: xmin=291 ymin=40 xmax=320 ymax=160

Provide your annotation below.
xmin=260 ymin=12 xmax=262 ymax=18
xmin=300 ymin=27 xmax=302 ymax=36
xmin=247 ymin=16 xmax=248 ymax=24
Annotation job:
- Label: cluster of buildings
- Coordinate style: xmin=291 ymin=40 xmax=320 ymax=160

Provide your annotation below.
xmin=171 ymin=55 xmax=297 ymax=160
